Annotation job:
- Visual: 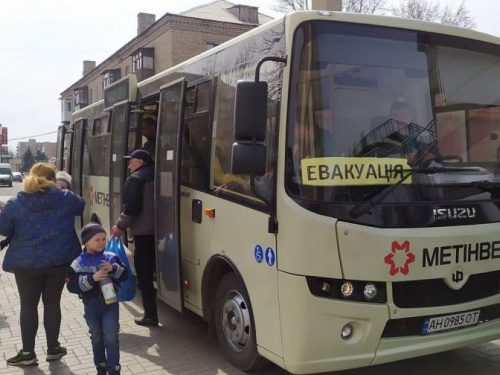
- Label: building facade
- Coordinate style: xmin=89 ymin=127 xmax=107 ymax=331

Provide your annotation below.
xmin=16 ymin=139 xmax=57 ymax=160
xmin=59 ymin=1 xmax=273 ymax=122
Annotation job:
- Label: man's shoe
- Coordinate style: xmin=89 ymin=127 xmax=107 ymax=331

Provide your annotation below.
xmin=46 ymin=345 xmax=67 ymax=361
xmin=96 ymin=363 xmax=107 ymax=375
xmin=108 ymin=364 xmax=121 ymax=375
xmin=7 ymin=350 xmax=38 ymax=366
xmin=134 ymin=316 xmax=159 ymax=326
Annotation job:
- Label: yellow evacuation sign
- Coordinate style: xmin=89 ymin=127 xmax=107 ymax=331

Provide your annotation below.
xmin=301 ymin=157 xmax=411 ymax=186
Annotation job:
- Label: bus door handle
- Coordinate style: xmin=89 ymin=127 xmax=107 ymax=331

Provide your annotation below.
xmin=192 ymin=199 xmax=202 ymax=223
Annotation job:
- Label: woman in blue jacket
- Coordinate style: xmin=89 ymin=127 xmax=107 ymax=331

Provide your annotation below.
xmin=0 ymin=162 xmax=85 ymax=367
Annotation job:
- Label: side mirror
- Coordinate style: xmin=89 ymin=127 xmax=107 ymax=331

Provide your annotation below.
xmin=231 ymin=143 xmax=267 ymax=176
xmin=231 ymin=81 xmax=268 ymax=177
xmin=234 ymin=81 xmax=268 ymax=141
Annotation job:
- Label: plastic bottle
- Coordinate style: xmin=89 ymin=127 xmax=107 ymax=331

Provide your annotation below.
xmin=99 ymin=266 xmax=117 ymax=305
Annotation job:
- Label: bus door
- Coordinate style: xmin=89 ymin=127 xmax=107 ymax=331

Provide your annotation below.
xmin=56 ymin=125 xmax=67 ymax=171
xmin=120 ymin=110 xmax=140 ymax=255
xmin=155 ymin=78 xmax=186 ymax=312
xmin=70 ymin=119 xmax=86 ymax=229
xmin=109 ymin=102 xmax=130 ymax=231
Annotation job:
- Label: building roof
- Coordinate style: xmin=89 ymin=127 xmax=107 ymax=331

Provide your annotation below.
xmin=60 ymin=1 xmax=274 ymax=97
xmin=181 ymin=0 xmax=273 ymax=25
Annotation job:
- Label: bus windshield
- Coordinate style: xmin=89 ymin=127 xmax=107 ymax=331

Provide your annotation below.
xmin=287 ymin=21 xmax=500 ymax=205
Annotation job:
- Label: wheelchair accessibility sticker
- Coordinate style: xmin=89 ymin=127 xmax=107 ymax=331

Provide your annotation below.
xmin=254 ymin=245 xmax=264 ymax=263
xmin=254 ymin=245 xmax=276 ymax=267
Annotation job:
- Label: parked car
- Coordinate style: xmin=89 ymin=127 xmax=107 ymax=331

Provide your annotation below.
xmin=0 ymin=164 xmax=12 ymax=187
xmin=12 ymin=172 xmax=22 ymax=182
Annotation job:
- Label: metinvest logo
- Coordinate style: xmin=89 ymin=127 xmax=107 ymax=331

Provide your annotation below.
xmin=384 ymin=240 xmax=415 ymax=276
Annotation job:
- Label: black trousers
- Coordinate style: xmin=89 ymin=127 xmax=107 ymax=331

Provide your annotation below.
xmin=14 ymin=265 xmax=67 ymax=352
xmin=133 ymin=234 xmax=157 ymax=319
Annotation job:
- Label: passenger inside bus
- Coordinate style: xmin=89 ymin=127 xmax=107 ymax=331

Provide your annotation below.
xmin=212 ymin=120 xmax=250 ymax=193
xmin=364 ymin=101 xmax=440 ymax=165
xmin=389 ymin=101 xmax=419 ymax=162
xmin=141 ymin=117 xmax=157 ymax=159
xmin=213 ymin=144 xmax=250 ymax=193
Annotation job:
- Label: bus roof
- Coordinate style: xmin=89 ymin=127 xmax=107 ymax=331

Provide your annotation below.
xmin=71 ymin=99 xmax=104 ymax=121
xmin=325 ymin=10 xmax=500 ymax=45
xmin=137 ymin=10 xmax=500 ymax=93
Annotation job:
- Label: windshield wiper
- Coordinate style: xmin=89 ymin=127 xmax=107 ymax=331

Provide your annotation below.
xmin=463 ymin=180 xmax=500 ymax=189
xmin=349 ymin=166 xmax=481 ymax=219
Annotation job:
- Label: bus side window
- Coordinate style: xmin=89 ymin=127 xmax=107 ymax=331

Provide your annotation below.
xmin=92 ymin=118 xmax=101 ymax=135
xmin=210 ymin=64 xmax=282 ymax=202
xmin=180 ymin=82 xmax=212 ymax=190
xmin=181 ymin=115 xmax=210 ymax=189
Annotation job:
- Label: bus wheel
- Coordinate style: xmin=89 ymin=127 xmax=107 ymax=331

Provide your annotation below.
xmin=214 ymin=272 xmax=267 ymax=371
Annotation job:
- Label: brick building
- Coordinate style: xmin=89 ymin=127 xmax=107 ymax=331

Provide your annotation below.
xmin=59 ymin=0 xmax=273 ymax=122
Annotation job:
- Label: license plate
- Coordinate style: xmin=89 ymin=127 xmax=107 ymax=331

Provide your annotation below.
xmin=423 ymin=310 xmax=480 ymax=334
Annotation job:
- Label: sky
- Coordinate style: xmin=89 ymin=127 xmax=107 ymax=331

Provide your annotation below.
xmin=1 ymin=0 xmax=500 ymax=153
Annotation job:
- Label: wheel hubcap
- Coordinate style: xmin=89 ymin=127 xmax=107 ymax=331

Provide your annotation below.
xmin=221 ymin=290 xmax=250 ymax=352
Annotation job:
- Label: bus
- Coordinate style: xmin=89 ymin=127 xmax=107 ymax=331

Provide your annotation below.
xmin=58 ymin=10 xmax=500 ymax=374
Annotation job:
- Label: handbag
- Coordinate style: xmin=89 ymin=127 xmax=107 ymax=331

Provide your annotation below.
xmin=105 ymin=237 xmax=136 ymax=302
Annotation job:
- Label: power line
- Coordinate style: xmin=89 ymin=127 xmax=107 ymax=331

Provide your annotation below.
xmin=0 ymin=47 xmax=115 ymax=54
xmin=8 ymin=131 xmax=58 ymax=142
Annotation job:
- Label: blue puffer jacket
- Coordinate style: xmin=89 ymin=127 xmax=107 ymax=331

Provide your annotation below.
xmin=0 ymin=187 xmax=85 ymax=272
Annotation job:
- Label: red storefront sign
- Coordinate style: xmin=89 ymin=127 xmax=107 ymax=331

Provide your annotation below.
xmin=1 ymin=127 xmax=7 ymax=145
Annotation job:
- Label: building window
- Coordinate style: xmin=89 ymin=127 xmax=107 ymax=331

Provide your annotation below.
xmin=131 ymin=48 xmax=154 ymax=81
xmin=92 ymin=118 xmax=102 ymax=136
xmin=74 ymin=87 xmax=89 ymax=108
xmin=132 ymin=48 xmax=154 ymax=72
xmin=132 ymin=51 xmax=142 ymax=72
xmin=103 ymin=69 xmax=121 ymax=89
xmin=61 ymin=98 xmax=72 ymax=122
xmin=206 ymin=42 xmax=218 ymax=50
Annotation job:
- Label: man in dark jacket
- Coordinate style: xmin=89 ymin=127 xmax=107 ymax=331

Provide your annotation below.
xmin=111 ymin=149 xmax=157 ymax=326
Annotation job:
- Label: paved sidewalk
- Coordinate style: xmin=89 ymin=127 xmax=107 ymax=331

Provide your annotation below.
xmin=3 ymin=240 xmax=500 ymax=375
xmin=0 ymin=248 xmax=256 ymax=375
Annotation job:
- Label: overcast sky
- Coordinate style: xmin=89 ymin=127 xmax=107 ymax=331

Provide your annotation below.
xmin=1 ymin=0 xmax=500 ymax=152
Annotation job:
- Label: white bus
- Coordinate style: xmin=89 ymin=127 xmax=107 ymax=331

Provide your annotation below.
xmin=58 ymin=10 xmax=500 ymax=374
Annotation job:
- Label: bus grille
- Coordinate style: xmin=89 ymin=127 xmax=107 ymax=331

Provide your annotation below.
xmin=392 ymin=270 xmax=500 ymax=308
xmin=382 ymin=303 xmax=500 ymax=337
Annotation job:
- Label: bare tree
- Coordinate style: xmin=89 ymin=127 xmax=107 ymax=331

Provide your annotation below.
xmin=271 ymin=0 xmax=475 ymax=29
xmin=273 ymin=0 xmax=386 ymax=14
xmin=344 ymin=0 xmax=386 ymax=14
xmin=272 ymin=0 xmax=309 ymax=13
xmin=440 ymin=1 xmax=476 ymax=29
xmin=391 ymin=0 xmax=438 ymax=22
xmin=392 ymin=0 xmax=476 ymax=28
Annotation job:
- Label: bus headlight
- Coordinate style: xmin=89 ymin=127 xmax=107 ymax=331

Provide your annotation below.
xmin=363 ymin=283 xmax=377 ymax=300
xmin=320 ymin=281 xmax=331 ymax=293
xmin=306 ymin=277 xmax=386 ymax=303
xmin=341 ymin=324 xmax=353 ymax=340
xmin=340 ymin=281 xmax=354 ymax=297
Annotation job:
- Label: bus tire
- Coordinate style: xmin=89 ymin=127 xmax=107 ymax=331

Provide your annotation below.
xmin=214 ymin=272 xmax=267 ymax=371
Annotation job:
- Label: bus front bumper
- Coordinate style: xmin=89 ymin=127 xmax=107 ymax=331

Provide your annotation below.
xmin=278 ymin=271 xmax=500 ymax=374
